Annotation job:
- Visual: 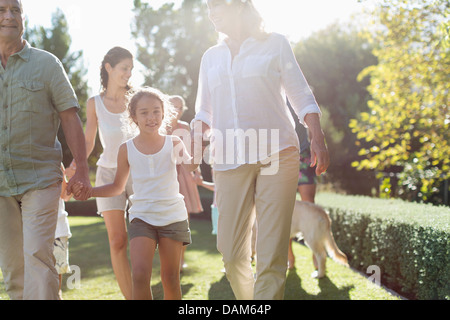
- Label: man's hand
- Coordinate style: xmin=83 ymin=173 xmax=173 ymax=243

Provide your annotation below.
xmin=70 ymin=181 xmax=92 ymax=200
xmin=67 ymin=169 xmax=91 ymax=200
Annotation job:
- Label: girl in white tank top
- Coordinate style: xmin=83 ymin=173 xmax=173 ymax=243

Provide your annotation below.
xmin=76 ymin=87 xmax=199 ymax=300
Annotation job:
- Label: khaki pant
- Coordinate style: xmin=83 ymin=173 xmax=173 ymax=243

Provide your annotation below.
xmin=214 ymin=147 xmax=299 ymax=300
xmin=0 ymin=183 xmax=61 ymax=300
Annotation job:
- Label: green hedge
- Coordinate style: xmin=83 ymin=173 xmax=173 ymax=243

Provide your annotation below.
xmin=315 ymin=193 xmax=450 ymax=300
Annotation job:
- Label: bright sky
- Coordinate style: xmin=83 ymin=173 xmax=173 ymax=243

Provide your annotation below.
xmin=21 ymin=0 xmax=372 ymax=95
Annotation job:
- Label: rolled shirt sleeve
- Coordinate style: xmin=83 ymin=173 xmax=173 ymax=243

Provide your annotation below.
xmin=50 ymin=59 xmax=80 ymax=113
xmin=279 ymin=35 xmax=321 ymax=127
xmin=193 ymin=56 xmax=213 ymax=128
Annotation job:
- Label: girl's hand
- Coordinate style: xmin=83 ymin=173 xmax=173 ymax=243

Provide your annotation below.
xmin=73 ymin=182 xmax=92 ymax=200
xmin=193 ymin=171 xmax=204 ymax=186
xmin=65 ymin=160 xmax=77 ymax=180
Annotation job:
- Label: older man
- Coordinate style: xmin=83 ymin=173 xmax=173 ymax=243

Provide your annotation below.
xmin=0 ymin=0 xmax=90 ymax=300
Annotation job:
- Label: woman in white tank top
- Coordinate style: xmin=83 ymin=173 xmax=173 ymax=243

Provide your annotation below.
xmin=75 ymin=87 xmax=199 ymax=300
xmin=72 ymin=47 xmax=137 ymax=300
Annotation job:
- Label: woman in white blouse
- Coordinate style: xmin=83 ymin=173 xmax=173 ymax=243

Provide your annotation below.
xmin=192 ymin=0 xmax=330 ymax=300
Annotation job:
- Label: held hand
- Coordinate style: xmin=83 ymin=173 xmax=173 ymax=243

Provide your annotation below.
xmin=193 ymin=171 xmax=204 ymax=186
xmin=67 ymin=169 xmax=92 ymax=201
xmin=71 ymin=182 xmax=84 ymax=199
xmin=73 ymin=183 xmax=92 ymax=201
xmin=190 ymin=121 xmax=210 ymax=165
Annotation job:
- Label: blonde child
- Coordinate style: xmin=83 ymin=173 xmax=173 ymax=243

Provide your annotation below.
xmin=75 ymin=87 xmax=198 ymax=300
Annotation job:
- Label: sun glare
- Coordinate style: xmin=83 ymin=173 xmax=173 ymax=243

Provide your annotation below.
xmin=21 ymin=0 xmax=367 ymax=93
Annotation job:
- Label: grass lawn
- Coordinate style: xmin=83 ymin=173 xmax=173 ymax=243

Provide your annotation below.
xmin=0 ymin=216 xmax=400 ymax=300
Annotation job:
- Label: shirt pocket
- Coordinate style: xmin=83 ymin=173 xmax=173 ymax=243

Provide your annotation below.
xmin=242 ymin=55 xmax=272 ymax=78
xmin=17 ymin=80 xmax=46 ymax=112
xmin=207 ymin=66 xmax=222 ymax=92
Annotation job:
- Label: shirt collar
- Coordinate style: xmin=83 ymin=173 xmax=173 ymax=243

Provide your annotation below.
xmin=14 ymin=40 xmax=31 ymax=62
xmin=219 ymin=36 xmax=258 ymax=48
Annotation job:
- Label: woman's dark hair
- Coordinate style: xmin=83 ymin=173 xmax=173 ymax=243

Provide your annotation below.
xmin=100 ymin=47 xmax=133 ymax=92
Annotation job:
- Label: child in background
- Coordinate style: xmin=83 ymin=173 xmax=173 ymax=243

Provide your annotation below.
xmin=74 ymin=87 xmax=198 ymax=300
xmin=194 ymin=168 xmax=217 ymax=235
xmin=168 ymin=95 xmax=203 ymax=271
xmin=55 ymin=163 xmax=75 ymax=299
xmin=194 ymin=169 xmax=227 ymax=273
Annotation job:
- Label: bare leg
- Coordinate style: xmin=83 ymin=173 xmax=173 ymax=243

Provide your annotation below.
xmin=180 ymin=213 xmax=190 ymax=271
xmin=159 ymin=237 xmax=184 ymax=300
xmin=130 ymin=236 xmax=157 ymax=300
xmin=297 ymin=185 xmax=316 ymax=203
xmin=103 ymin=211 xmax=132 ymax=300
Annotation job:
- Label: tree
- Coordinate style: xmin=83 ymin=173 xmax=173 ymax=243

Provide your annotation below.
xmin=24 ymin=9 xmax=90 ymax=167
xmin=349 ymin=0 xmax=450 ymax=203
xmin=293 ymin=23 xmax=378 ymax=195
xmin=131 ymin=0 xmax=217 ymax=121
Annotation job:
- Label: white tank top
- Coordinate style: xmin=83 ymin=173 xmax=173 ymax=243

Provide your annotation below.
xmin=127 ymin=136 xmax=191 ymax=226
xmin=95 ymin=95 xmax=138 ymax=168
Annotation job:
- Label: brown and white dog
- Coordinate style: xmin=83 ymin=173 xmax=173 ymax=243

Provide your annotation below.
xmin=290 ymin=201 xmax=349 ymax=278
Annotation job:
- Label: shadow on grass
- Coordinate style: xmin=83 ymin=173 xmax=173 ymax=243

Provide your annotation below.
xmin=62 ymin=217 xmax=354 ymax=300
xmin=284 ymin=268 xmax=354 ymax=300
xmin=208 ymin=275 xmax=235 ymax=300
xmin=66 ymin=220 xmax=112 ymax=279
xmin=317 ymin=277 xmax=354 ymax=300
xmin=151 ymin=282 xmax=195 ymax=300
xmin=205 ymin=269 xmax=354 ymax=300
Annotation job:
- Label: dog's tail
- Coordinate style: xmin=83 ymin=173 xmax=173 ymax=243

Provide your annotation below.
xmin=324 ymin=226 xmax=349 ymax=267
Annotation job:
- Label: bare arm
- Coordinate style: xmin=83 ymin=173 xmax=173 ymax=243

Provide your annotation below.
xmin=59 ymin=107 xmax=91 ymax=198
xmin=173 ymin=137 xmax=199 ymax=173
xmin=181 ymin=152 xmax=199 ymax=173
xmin=84 ymin=97 xmax=98 ymax=159
xmin=182 ymin=162 xmax=199 ymax=173
xmin=91 ymin=143 xmax=130 ymax=198
xmin=194 ymin=173 xmax=215 ymax=192
xmin=69 ymin=97 xmax=97 ymax=169
xmin=304 ymin=113 xmax=330 ymax=176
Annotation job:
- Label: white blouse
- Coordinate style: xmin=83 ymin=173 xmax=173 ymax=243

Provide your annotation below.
xmin=95 ymin=95 xmax=138 ymax=168
xmin=194 ymin=33 xmax=321 ymax=171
